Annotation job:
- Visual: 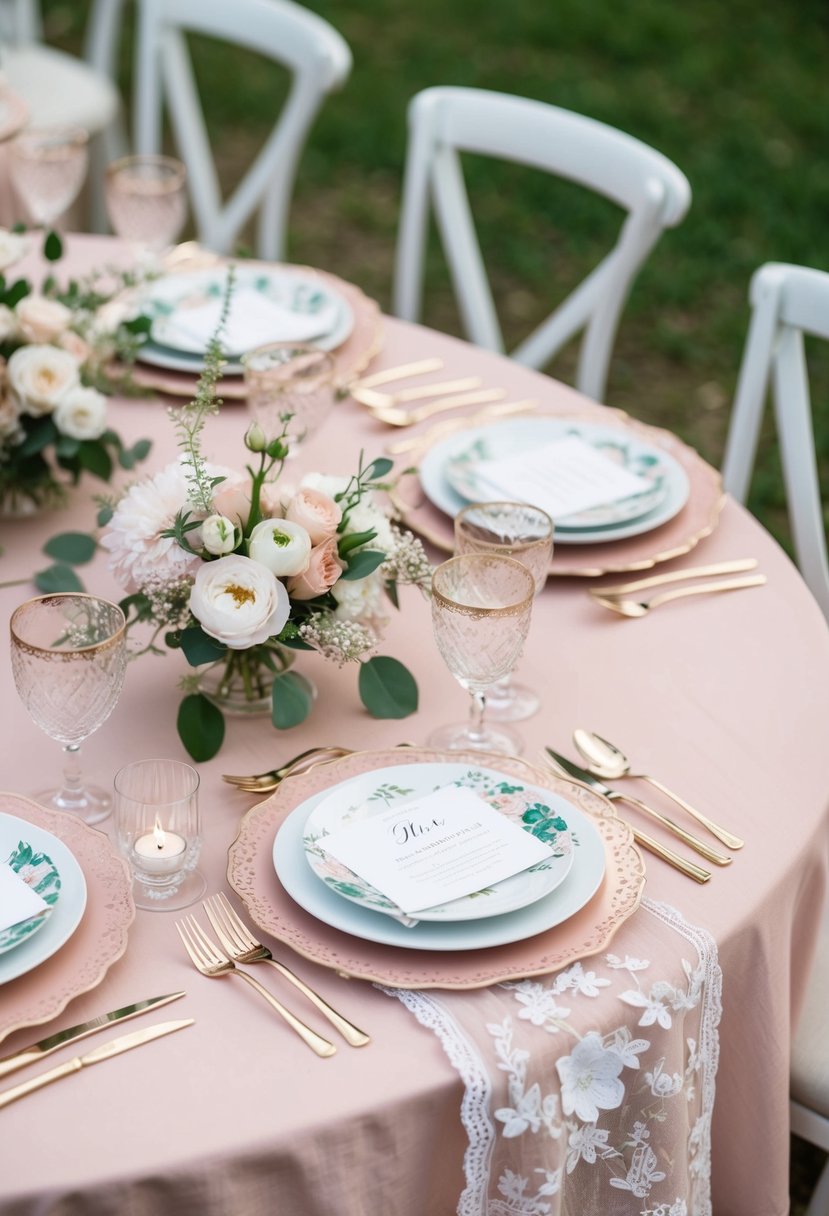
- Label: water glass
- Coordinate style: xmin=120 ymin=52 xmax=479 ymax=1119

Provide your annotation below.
xmin=243 ymin=342 xmax=337 ymax=456
xmin=454 ymin=501 xmax=554 ymax=720
xmin=114 ymin=758 xmax=205 ymax=911
xmin=105 ymin=154 xmax=188 ymax=262
xmin=9 ymin=124 xmax=89 ymax=227
xmin=427 ymin=553 xmax=535 ymax=755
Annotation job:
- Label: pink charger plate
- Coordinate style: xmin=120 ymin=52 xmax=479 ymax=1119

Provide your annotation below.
xmin=227 ymin=748 xmax=646 ymax=991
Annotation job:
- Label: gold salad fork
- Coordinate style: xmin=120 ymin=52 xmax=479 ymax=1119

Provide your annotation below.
xmin=222 ymin=745 xmax=351 ymax=791
xmin=176 ymin=916 xmax=336 ymax=1058
xmin=204 ymin=893 xmax=370 ymax=1047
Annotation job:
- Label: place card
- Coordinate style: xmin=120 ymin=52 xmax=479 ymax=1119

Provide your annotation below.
xmin=0 ymin=862 xmax=48 ymax=934
xmin=469 ymin=435 xmax=651 ymax=520
xmin=320 ymin=786 xmax=553 ymax=915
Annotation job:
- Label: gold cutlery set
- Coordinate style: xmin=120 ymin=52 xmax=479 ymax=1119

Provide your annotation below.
xmin=588 ymin=558 xmax=766 ymax=617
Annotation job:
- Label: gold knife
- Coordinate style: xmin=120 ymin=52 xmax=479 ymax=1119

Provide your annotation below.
xmin=0 ymin=1019 xmax=194 ymax=1110
xmin=0 ymin=992 xmax=186 ymax=1079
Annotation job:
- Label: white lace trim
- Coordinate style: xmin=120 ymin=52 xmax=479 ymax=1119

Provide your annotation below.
xmin=379 ymin=986 xmax=495 ymax=1214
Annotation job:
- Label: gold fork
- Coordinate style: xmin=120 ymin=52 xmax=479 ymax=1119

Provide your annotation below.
xmin=175 ymin=916 xmax=336 ymax=1057
xmin=204 ymin=893 xmax=370 ymax=1047
xmin=222 ymin=745 xmax=351 ymax=790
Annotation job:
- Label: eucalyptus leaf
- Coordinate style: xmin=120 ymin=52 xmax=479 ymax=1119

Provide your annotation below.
xmin=43 ymin=532 xmax=97 ymax=565
xmin=97 ymin=504 xmax=114 ymax=526
xmin=119 ymin=438 xmax=152 ymax=470
xmin=364 ymin=457 xmax=393 ymax=480
xmin=359 ymin=656 xmax=418 ymax=719
xmin=76 ymin=441 xmax=112 ymax=481
xmin=341 ymin=549 xmax=386 ymax=581
xmin=43 ymin=230 xmax=63 ymax=262
xmin=34 ymin=564 xmax=84 ymax=593
xmin=179 ymin=626 xmax=228 ymax=667
xmin=177 ymin=694 xmax=225 ymax=762
xmin=271 ymin=671 xmax=315 ymax=729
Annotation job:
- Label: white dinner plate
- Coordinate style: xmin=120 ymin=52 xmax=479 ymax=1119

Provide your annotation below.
xmin=420 ymin=416 xmax=690 ymax=544
xmin=274 ymin=786 xmax=606 ymax=951
xmin=0 ymin=813 xmax=87 ymax=985
xmin=303 ymin=762 xmax=575 ymax=923
xmin=136 ymin=266 xmax=355 ymax=373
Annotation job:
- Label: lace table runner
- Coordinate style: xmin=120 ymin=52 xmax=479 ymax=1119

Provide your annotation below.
xmin=384 ymin=899 xmax=721 ymax=1216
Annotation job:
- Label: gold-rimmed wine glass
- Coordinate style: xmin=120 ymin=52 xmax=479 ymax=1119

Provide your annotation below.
xmin=104 ymin=154 xmax=188 ymax=264
xmin=9 ymin=124 xmax=89 ymax=229
xmin=454 ymin=501 xmax=554 ymax=721
xmin=427 ymin=553 xmax=536 ymax=755
xmin=9 ymin=594 xmax=127 ymax=824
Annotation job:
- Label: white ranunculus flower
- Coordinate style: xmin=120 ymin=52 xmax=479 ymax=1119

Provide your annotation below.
xmin=7 ymin=344 xmax=80 ymax=416
xmin=15 ymin=295 xmax=74 ymax=344
xmin=53 ymin=386 xmax=108 ymax=440
xmin=201 ymin=514 xmax=237 ymax=556
xmin=0 ymin=228 xmax=27 ymax=273
xmin=189 ymin=554 xmax=290 ymax=650
xmin=248 ymin=518 xmax=311 ymax=577
xmin=0 ymin=304 xmax=19 ymax=343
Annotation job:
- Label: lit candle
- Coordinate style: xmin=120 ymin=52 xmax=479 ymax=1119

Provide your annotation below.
xmin=133 ymin=817 xmax=187 ymax=877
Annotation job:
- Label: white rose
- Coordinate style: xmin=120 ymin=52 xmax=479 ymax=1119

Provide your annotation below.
xmin=52 ymin=386 xmax=108 ymax=440
xmin=248 ymin=518 xmax=311 ymax=577
xmin=189 ymin=554 xmax=290 ymax=650
xmin=0 ymin=228 xmax=27 ymax=273
xmin=0 ymin=396 xmax=23 ymax=444
xmin=15 ymin=296 xmax=73 ymax=344
xmin=201 ymin=514 xmax=237 ymax=556
xmin=0 ymin=305 xmax=19 ymax=343
xmin=7 ymin=345 xmax=80 ymax=416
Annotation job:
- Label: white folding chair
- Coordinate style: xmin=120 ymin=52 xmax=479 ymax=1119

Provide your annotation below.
xmin=722 ymin=263 xmax=829 ymax=621
xmin=130 ymin=0 xmax=351 ymax=259
xmin=393 ymin=86 xmax=691 ymax=402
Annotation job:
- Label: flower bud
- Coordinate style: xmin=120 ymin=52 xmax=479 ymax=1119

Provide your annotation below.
xmin=266 ymin=437 xmax=289 ymax=460
xmin=201 ymin=513 xmax=238 ymax=556
xmin=244 ymin=421 xmax=267 ymax=452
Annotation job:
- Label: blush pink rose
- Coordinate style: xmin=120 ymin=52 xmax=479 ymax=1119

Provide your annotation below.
xmin=287 ymin=537 xmax=343 ymax=601
xmin=211 ymin=481 xmax=252 ymax=527
xmin=285 ymin=487 xmax=342 ymax=545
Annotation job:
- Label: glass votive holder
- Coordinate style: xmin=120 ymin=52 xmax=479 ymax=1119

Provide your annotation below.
xmin=114 ymin=758 xmax=205 ymax=911
xmin=242 ymin=341 xmax=336 ymax=456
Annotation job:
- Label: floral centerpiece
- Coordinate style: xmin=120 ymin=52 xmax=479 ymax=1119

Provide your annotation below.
xmin=0 ymin=228 xmax=152 ymax=516
xmin=95 ymin=281 xmax=431 ymax=760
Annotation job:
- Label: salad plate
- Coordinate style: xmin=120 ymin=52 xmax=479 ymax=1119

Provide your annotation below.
xmin=302 ymin=762 xmax=575 ymax=923
xmin=0 ymin=841 xmax=60 ymax=956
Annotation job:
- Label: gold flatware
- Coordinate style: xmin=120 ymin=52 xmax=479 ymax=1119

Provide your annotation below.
xmin=589 ymin=558 xmax=759 ymax=599
xmin=543 ymin=748 xmax=726 ymax=867
xmin=0 ymin=991 xmax=186 ymax=1081
xmin=539 ymin=751 xmax=711 ymax=883
xmin=386 ymin=400 xmax=539 ymax=455
xmin=372 ymin=388 xmax=507 ymax=427
xmin=353 ymin=377 xmax=483 ymax=410
xmin=345 ymin=357 xmax=444 ymax=393
xmin=203 ymin=893 xmax=370 ymax=1048
xmin=592 ymin=575 xmax=767 ymax=618
xmin=222 ymin=744 xmax=351 ymax=790
xmin=573 ymin=730 xmax=745 ymax=850
xmin=176 ymin=916 xmax=336 ymax=1058
xmin=0 ymin=1019 xmax=194 ymax=1110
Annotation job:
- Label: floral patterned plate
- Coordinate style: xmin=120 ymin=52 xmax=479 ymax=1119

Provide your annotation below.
xmin=0 ymin=811 xmax=87 ymax=986
xmin=0 ymin=842 xmax=61 ymax=956
xmin=302 ymin=763 xmax=575 ymax=923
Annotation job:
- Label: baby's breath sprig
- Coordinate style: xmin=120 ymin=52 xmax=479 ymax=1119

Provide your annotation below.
xmin=168 ymin=265 xmax=236 ymax=513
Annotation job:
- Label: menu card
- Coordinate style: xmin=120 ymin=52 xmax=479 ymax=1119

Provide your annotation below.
xmin=468 ymin=435 xmax=651 ymax=520
xmin=320 ymin=786 xmax=553 ymax=915
xmin=0 ymin=862 xmax=48 ymax=934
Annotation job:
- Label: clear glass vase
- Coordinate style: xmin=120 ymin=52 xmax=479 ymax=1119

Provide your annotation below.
xmin=197 ymin=643 xmax=296 ymax=717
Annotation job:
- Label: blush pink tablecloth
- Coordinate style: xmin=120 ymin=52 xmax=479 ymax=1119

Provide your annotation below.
xmin=0 ymin=236 xmax=827 ymax=1216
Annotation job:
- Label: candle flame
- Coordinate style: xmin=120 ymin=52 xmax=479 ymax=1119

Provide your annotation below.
xmin=152 ymin=817 xmax=166 ymax=851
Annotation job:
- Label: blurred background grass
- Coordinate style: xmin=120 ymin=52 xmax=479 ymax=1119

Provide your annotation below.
xmin=42 ymin=0 xmax=829 ymax=552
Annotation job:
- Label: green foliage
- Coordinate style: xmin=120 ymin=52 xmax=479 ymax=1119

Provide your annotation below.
xmin=34 ymin=564 xmax=84 ymax=593
xmin=42 ymin=532 xmax=97 ymax=564
xmin=271 ymin=671 xmax=316 ymax=729
xmin=359 ymin=656 xmax=418 ymax=719
xmin=340 ymin=549 xmax=386 ymax=581
xmin=179 ymin=626 xmax=228 ymax=667
xmin=177 ymin=694 xmax=225 ymax=761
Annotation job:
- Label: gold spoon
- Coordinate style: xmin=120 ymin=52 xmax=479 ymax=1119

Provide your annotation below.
xmin=592 ymin=575 xmax=767 ymax=618
xmin=573 ymin=729 xmax=744 ymax=850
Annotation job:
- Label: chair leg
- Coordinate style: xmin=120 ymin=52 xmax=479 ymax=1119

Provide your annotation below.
xmin=804 ymin=1154 xmax=829 ymax=1216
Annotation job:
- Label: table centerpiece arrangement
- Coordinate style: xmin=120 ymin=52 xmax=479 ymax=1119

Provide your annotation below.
xmin=0 ymin=228 xmax=152 ymax=518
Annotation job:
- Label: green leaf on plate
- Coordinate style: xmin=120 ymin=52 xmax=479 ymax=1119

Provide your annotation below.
xmin=359 ymin=655 xmax=418 ymax=719
xmin=42 ymin=532 xmax=97 ymax=565
xmin=271 ymin=671 xmax=315 ymax=729
xmin=177 ymin=694 xmax=225 ymax=761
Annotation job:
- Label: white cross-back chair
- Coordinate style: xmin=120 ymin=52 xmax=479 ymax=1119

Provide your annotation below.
xmin=128 ymin=0 xmax=351 ymax=259
xmin=722 ymin=262 xmax=829 ymax=621
xmin=393 ymin=86 xmax=691 ymax=402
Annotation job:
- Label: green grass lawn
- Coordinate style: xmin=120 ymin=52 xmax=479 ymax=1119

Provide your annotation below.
xmin=43 ymin=0 xmax=829 ymax=550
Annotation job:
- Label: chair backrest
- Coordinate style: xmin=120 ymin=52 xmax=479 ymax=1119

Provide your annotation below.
xmin=722 ymin=262 xmax=829 ymax=620
xmin=393 ymin=86 xmax=691 ymax=402
xmin=130 ymin=0 xmax=351 ymax=258
xmin=0 ymin=0 xmax=41 ymax=43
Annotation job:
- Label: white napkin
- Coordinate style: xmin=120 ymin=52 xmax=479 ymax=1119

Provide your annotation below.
xmin=0 ymin=862 xmax=48 ymax=934
xmin=152 ymin=288 xmax=341 ymax=356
